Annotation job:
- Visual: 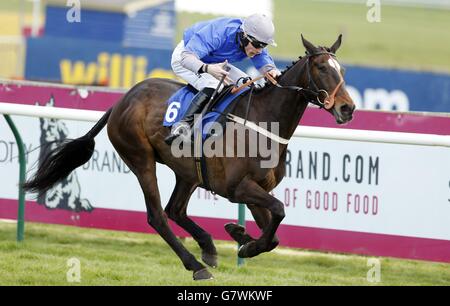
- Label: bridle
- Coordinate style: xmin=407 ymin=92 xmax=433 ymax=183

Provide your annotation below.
xmin=265 ymin=50 xmax=345 ymax=109
xmin=226 ymin=51 xmax=346 ymax=145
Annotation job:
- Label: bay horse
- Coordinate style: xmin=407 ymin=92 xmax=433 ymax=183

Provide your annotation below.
xmin=23 ymin=35 xmax=355 ymax=280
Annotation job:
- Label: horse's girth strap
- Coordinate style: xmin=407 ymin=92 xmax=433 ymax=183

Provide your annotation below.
xmin=194 ymin=132 xmax=212 ymax=190
xmin=194 ymin=132 xmax=204 ymax=186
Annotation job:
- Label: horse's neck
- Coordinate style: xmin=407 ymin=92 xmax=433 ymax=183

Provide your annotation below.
xmin=248 ymin=58 xmax=310 ymax=141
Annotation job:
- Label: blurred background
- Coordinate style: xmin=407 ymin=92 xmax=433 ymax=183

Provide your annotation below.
xmin=1 ymin=0 xmax=450 ymax=112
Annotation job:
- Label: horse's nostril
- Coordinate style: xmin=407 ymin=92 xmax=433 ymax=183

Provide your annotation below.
xmin=340 ymin=104 xmax=352 ymax=113
xmin=340 ymin=104 xmax=355 ymax=115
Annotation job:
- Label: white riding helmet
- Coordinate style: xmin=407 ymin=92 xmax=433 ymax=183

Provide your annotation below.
xmin=241 ymin=13 xmax=277 ymax=47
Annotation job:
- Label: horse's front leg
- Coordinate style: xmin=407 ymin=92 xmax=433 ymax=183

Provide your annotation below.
xmin=225 ymin=204 xmax=279 ymax=251
xmin=228 ymin=177 xmax=285 ymax=258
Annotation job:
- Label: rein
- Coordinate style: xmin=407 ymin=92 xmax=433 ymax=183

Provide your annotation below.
xmin=231 ymin=51 xmax=344 ymax=110
xmin=224 ymin=50 xmax=345 ymax=145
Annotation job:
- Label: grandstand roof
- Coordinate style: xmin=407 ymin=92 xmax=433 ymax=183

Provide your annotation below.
xmin=45 ymin=0 xmax=171 ymax=14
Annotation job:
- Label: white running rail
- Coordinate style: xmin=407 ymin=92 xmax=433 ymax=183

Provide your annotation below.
xmin=0 ymin=102 xmax=104 ymax=122
xmin=1 ymin=102 xmax=450 ymax=147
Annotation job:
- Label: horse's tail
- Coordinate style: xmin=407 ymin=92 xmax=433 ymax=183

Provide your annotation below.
xmin=23 ymin=108 xmax=113 ymax=197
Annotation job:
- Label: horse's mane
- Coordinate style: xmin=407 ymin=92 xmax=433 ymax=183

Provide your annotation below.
xmin=251 ymin=46 xmax=332 ymax=95
xmin=251 ymin=55 xmax=304 ymax=94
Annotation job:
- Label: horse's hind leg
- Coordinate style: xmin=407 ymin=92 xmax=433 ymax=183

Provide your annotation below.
xmin=165 ymin=176 xmax=218 ymax=268
xmin=111 ymin=131 xmax=212 ymax=280
xmin=135 ymin=161 xmax=213 ymax=280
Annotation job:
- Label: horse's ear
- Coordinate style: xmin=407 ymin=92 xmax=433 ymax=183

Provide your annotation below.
xmin=330 ymin=34 xmax=343 ymax=54
xmin=301 ymin=34 xmax=317 ymax=54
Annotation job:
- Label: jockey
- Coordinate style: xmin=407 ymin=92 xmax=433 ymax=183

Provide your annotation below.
xmin=165 ymin=13 xmax=281 ymax=145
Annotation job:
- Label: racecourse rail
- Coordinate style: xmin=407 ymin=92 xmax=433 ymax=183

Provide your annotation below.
xmin=2 ymin=102 xmax=450 ymax=147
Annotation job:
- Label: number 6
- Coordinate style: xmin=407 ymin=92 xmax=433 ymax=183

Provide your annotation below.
xmin=165 ymin=101 xmax=181 ymax=123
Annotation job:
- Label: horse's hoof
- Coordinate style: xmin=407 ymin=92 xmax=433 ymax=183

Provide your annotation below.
xmin=202 ymin=252 xmax=218 ymax=268
xmin=238 ymin=241 xmax=260 ymax=258
xmin=224 ymin=223 xmax=245 ymax=235
xmin=193 ymin=268 xmax=214 ymax=281
xmin=267 ymin=239 xmax=279 ymax=252
xmin=225 ymin=223 xmax=253 ymax=245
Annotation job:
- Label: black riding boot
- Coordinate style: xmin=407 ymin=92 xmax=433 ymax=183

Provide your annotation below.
xmin=164 ymin=88 xmax=213 ymax=145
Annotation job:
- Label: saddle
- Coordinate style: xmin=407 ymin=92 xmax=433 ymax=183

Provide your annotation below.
xmin=163 ymin=84 xmax=250 ymax=140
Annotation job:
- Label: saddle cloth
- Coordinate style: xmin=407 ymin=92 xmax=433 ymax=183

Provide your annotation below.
xmin=163 ymin=85 xmax=250 ymax=139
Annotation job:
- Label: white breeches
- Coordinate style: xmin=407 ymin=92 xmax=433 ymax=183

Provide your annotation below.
xmin=171 ymin=40 xmax=249 ymax=91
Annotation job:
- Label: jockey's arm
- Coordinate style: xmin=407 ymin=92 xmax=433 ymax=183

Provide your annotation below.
xmin=180 ymin=22 xmax=231 ymax=82
xmin=252 ymin=49 xmax=281 ymax=78
xmin=181 ymin=20 xmax=223 ymax=73
xmin=180 ymin=51 xmax=231 ymax=83
xmin=260 ymin=64 xmax=281 ymax=79
xmin=180 ymin=50 xmax=205 ymax=73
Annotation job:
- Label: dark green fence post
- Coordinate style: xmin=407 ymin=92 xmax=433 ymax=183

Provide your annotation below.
xmin=3 ymin=115 xmax=26 ymax=242
xmin=237 ymin=203 xmax=246 ymax=266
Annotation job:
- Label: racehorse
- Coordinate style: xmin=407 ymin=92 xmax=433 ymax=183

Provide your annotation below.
xmin=23 ymin=35 xmax=355 ymax=280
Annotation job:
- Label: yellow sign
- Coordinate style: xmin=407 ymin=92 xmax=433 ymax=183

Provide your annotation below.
xmin=60 ymin=52 xmax=179 ymax=88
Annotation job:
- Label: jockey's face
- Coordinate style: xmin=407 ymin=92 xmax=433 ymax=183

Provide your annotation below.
xmin=244 ymin=42 xmax=264 ymax=58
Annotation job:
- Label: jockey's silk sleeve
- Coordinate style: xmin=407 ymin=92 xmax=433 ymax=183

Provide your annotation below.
xmin=184 ymin=21 xmax=224 ymax=62
xmin=251 ymin=48 xmax=277 ymax=72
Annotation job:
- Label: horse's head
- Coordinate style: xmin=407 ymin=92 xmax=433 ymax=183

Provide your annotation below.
xmin=301 ymin=35 xmax=355 ymax=124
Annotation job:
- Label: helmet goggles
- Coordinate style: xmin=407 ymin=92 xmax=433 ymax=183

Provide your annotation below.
xmin=247 ymin=34 xmax=268 ymax=49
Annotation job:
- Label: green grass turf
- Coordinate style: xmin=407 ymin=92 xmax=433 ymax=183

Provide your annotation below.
xmin=1 ymin=221 xmax=449 ymax=285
